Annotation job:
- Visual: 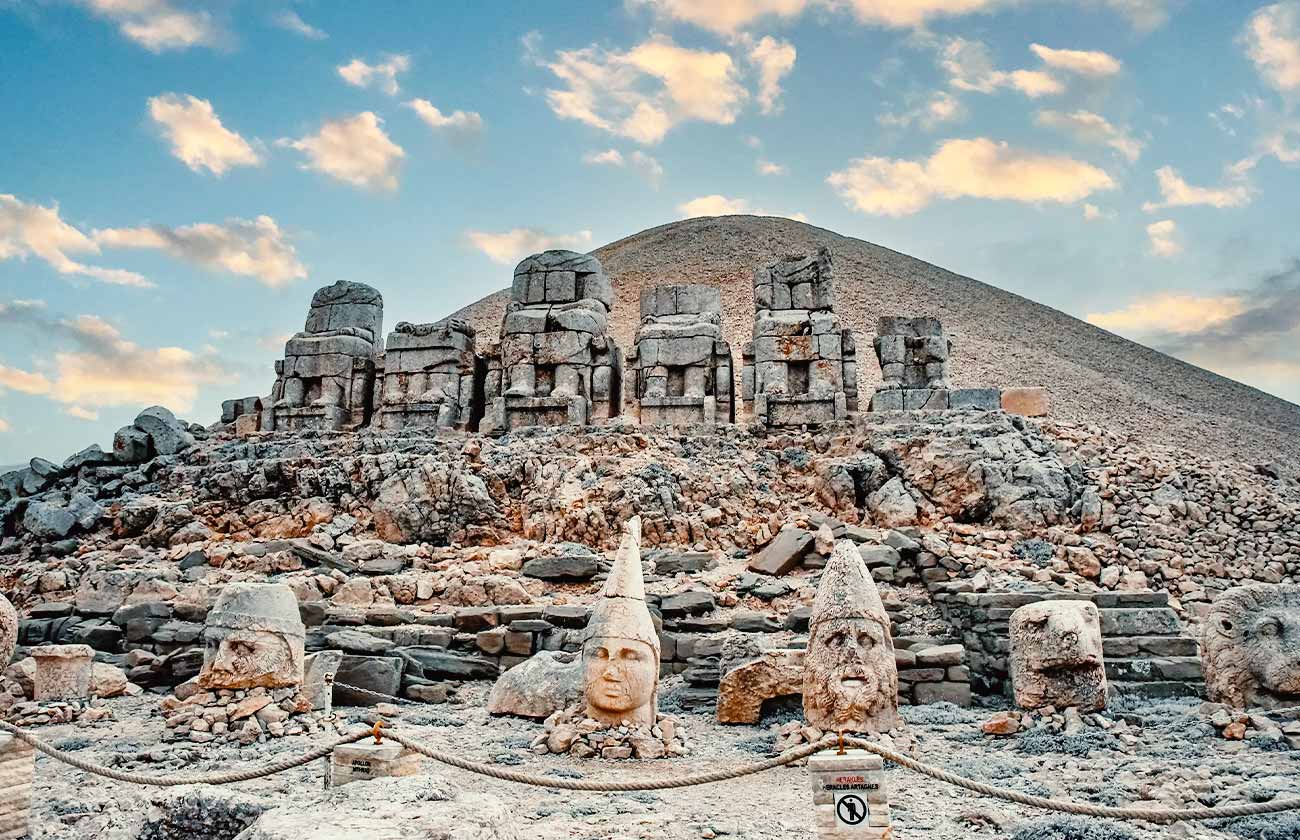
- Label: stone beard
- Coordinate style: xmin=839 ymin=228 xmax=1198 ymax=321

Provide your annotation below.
xmin=199 ymin=625 xmax=304 ymax=690
xmin=1204 ymin=584 xmax=1300 ymax=709
xmin=583 ymin=636 xmax=657 ymax=728
xmin=804 ymin=615 xmax=899 ymax=733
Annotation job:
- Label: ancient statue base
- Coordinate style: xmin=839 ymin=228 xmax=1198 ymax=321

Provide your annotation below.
xmin=533 ymin=704 xmax=688 ymax=759
xmin=160 ymin=685 xmax=341 ymax=746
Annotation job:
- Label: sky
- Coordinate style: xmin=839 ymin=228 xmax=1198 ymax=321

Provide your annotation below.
xmin=2 ymin=0 xmax=1299 ymax=465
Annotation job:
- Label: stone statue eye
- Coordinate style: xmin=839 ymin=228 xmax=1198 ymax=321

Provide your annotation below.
xmin=595 ymin=648 xmax=610 ymax=659
xmin=1257 ymin=619 xmax=1281 ymax=638
xmin=857 ymin=631 xmax=874 ymax=649
xmin=1062 ymin=631 xmax=1079 ymax=646
xmin=620 ymin=649 xmax=643 ymax=661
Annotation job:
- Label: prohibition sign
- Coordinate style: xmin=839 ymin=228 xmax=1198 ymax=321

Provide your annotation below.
xmin=835 ymin=793 xmax=868 ymax=826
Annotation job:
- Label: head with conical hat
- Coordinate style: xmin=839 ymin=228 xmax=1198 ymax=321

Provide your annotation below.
xmin=582 ymin=516 xmax=660 ymax=727
xmin=803 ymin=539 xmax=899 ymax=733
xmin=198 ymin=582 xmax=306 ymax=690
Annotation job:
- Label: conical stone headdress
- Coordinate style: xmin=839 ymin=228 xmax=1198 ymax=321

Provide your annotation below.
xmin=810 ymin=539 xmax=888 ymax=631
xmin=583 ymin=516 xmax=660 ymax=655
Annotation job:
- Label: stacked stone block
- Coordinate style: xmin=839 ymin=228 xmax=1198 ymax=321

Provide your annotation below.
xmin=742 ymin=247 xmax=857 ymax=426
xmin=482 ymin=251 xmax=622 ymax=432
xmin=809 ymin=750 xmax=891 ymax=839
xmin=377 ymin=319 xmax=484 ymax=431
xmin=629 ymin=285 xmax=734 ymax=425
xmin=931 ymin=588 xmax=1202 ymax=700
xmin=0 ymin=734 xmax=33 ymax=840
xmin=869 ymin=316 xmax=955 ymax=411
xmin=264 ymin=281 xmax=383 ymax=432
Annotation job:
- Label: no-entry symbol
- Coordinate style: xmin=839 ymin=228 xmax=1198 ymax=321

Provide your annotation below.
xmin=834 ymin=792 xmax=868 ymax=826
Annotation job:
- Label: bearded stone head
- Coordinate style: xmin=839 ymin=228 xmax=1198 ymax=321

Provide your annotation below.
xmin=197 ymin=583 xmax=305 ymax=691
xmin=1009 ymin=600 xmax=1107 ymax=712
xmin=802 ymin=540 xmax=899 ymax=734
xmin=1204 ymin=584 xmax=1300 ymax=709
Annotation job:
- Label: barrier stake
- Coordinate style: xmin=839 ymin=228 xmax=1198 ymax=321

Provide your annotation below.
xmin=809 ymin=748 xmax=891 ymax=839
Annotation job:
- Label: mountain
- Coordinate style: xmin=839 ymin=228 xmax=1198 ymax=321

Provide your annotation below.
xmin=450 ymin=215 xmax=1300 ymax=468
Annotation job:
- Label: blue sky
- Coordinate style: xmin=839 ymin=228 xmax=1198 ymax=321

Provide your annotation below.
xmin=2 ymin=0 xmax=1299 ymax=464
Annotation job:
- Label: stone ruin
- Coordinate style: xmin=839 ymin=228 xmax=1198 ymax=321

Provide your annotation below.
xmin=1202 ymin=583 xmax=1300 ymax=710
xmin=803 ymin=540 xmax=900 ymax=734
xmin=162 ymin=583 xmax=341 ymax=744
xmin=628 ymin=285 xmax=734 ymax=425
xmin=264 ymin=281 xmax=384 ymax=432
xmin=377 ymin=319 xmax=484 ymax=431
xmin=1008 ymin=600 xmax=1107 ymax=712
xmin=481 ymin=250 xmax=622 ymax=432
xmin=742 ymin=247 xmax=858 ymax=426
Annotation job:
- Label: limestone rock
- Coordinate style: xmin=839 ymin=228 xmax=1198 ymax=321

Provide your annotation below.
xmin=0 ymin=594 xmax=15 ymax=667
xmin=717 ymin=648 xmax=803 ymax=724
xmin=487 ymin=650 xmax=582 ymax=718
xmin=1009 ymin=600 xmax=1107 ymax=712
xmin=1202 ymin=584 xmax=1300 ymax=710
xmin=746 ymin=526 xmax=812 ymax=576
xmin=867 ymin=477 xmax=917 ymax=528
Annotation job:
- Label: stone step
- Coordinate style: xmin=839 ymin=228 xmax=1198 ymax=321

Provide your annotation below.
xmin=1105 ymin=656 xmax=1202 ymax=682
xmin=1099 ymin=607 xmax=1182 ymax=637
xmin=1102 ymin=635 xmax=1199 ymax=658
xmin=1108 ymin=680 xmax=1205 ymax=701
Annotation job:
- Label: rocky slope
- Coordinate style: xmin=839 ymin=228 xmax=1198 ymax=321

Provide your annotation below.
xmin=452 ymin=215 xmax=1300 ymax=470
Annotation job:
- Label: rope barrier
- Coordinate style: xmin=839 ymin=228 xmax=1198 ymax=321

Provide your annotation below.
xmin=5 ymin=714 xmax=1300 ymax=824
xmin=0 ymin=720 xmax=370 ymax=786
xmin=333 ymin=680 xmax=422 ymax=706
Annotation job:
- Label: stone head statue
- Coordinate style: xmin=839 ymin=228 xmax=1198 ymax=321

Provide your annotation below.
xmin=803 ymin=540 xmax=899 ymax=733
xmin=1009 ymin=600 xmax=1107 ymax=712
xmin=1203 ymin=584 xmax=1300 ymax=710
xmin=582 ymin=516 xmax=660 ymax=727
xmin=198 ymin=583 xmax=306 ymax=690
xmin=511 ymin=250 xmax=613 ymax=311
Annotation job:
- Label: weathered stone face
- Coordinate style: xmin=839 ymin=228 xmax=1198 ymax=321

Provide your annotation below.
xmin=583 ymin=638 xmax=658 ymax=727
xmin=1203 ymin=584 xmax=1300 ymax=709
xmin=1009 ymin=600 xmax=1107 ymax=711
xmin=197 ymin=583 xmax=306 ymax=690
xmin=0 ymin=593 xmax=17 ymax=668
xmin=803 ymin=540 xmax=899 ymax=733
xmin=580 ymin=516 xmax=659 ymax=728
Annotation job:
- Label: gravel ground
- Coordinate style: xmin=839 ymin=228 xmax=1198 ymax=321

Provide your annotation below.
xmin=22 ymin=686 xmax=1300 ymax=839
xmin=450 ymin=215 xmax=1300 ymax=470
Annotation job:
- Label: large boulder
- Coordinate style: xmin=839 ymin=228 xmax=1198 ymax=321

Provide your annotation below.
xmin=486 ymin=650 xmax=582 ymax=718
xmin=134 ymin=405 xmax=195 ymax=457
xmin=21 ymin=499 xmax=76 ymax=539
xmin=370 ymin=458 xmax=497 ymax=544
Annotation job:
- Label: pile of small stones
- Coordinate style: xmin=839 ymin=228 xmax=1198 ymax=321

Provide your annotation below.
xmin=533 ymin=705 xmax=689 ymax=759
xmin=4 ymin=700 xmax=111 ymax=728
xmin=981 ymin=706 xmax=1140 ymax=744
xmin=159 ymin=686 xmax=342 ymax=745
xmin=1201 ymin=702 xmax=1300 ymax=747
xmin=771 ymin=719 xmax=919 ymax=757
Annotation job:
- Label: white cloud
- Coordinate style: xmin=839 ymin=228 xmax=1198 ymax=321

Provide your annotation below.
xmin=1036 ymin=110 xmax=1143 ymax=162
xmin=278 ymin=113 xmax=405 ymax=191
xmin=148 ymin=93 xmax=261 ymax=176
xmin=0 ymin=419 xmax=9 ymax=433
xmin=633 ymin=0 xmax=812 ymax=33
xmin=540 ymin=35 xmax=747 ymax=144
xmin=404 ymin=99 xmax=485 ymax=138
xmin=337 ymin=55 xmax=411 ymax=96
xmin=1029 ymin=44 xmax=1122 ymax=77
xmin=636 ymin=0 xmax=1009 ymax=32
xmin=78 ymin=0 xmax=218 ymax=51
xmin=1241 ymin=2 xmax=1300 ymax=93
xmin=465 ymin=228 xmax=595 ymax=264
xmin=580 ymin=148 xmax=664 ymax=186
xmin=757 ymin=159 xmax=788 ymax=175
xmin=878 ymin=90 xmax=964 ymax=130
xmin=0 ymin=305 xmax=234 ymax=413
xmin=1102 ymin=0 xmax=1170 ymax=33
xmin=827 ymin=137 xmax=1115 ymax=216
xmin=583 ymin=149 xmax=625 ymax=166
xmin=1082 ymin=202 xmax=1114 ymax=220
xmin=0 ymin=365 xmax=52 ymax=395
xmin=94 ymin=215 xmax=306 ymax=287
xmin=676 ymin=194 xmax=807 ymax=221
xmin=941 ymin=37 xmax=1063 ymax=98
xmin=66 ymin=405 xmax=100 ymax=421
xmin=1088 ymin=291 xmax=1245 ymax=334
xmin=1146 ymin=219 xmax=1181 ymax=257
xmin=1141 ymin=166 xmax=1252 ymax=211
xmin=747 ymin=36 xmax=796 ymax=115
xmin=0 ymin=195 xmax=151 ymax=288
xmin=272 ymin=9 xmax=326 ymax=40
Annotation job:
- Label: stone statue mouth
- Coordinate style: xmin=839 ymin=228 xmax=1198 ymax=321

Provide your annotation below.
xmin=839 ymin=677 xmax=868 ymax=689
